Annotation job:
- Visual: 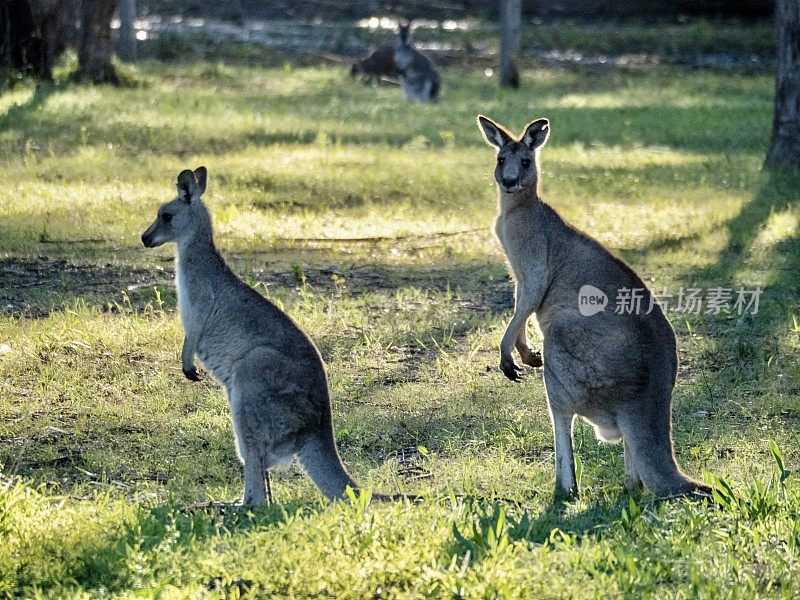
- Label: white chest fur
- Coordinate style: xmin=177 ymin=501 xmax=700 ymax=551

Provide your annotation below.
xmin=175 ymin=261 xmax=190 ymax=331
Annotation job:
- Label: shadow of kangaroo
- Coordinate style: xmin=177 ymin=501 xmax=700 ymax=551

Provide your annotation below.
xmin=142 ymin=167 xmax=407 ymax=506
xmin=477 ymin=116 xmax=713 ymax=501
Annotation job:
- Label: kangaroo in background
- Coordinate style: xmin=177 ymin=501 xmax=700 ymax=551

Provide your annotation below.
xmin=350 ymin=44 xmax=398 ymax=83
xmin=394 ymin=21 xmax=440 ymax=102
xmin=141 ymin=167 xmax=366 ymax=506
xmin=477 ymin=116 xmax=713 ymax=500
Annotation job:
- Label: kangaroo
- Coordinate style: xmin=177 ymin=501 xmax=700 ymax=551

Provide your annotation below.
xmin=477 ymin=116 xmax=713 ymax=500
xmin=350 ymin=44 xmax=398 ymax=83
xmin=142 ymin=167 xmax=374 ymax=506
xmin=394 ymin=21 xmax=440 ymax=102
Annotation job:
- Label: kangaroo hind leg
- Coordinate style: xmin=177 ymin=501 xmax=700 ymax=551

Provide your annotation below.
xmin=550 ymin=407 xmax=578 ymax=500
xmin=241 ymin=444 xmax=267 ymax=506
xmin=230 ymin=387 xmax=271 ymax=507
xmin=623 ymin=439 xmax=642 ymax=492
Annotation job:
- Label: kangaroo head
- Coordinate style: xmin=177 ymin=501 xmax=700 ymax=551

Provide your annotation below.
xmin=398 ymin=21 xmax=412 ymax=46
xmin=141 ymin=166 xmax=210 ymax=248
xmin=477 ymin=115 xmax=550 ymax=194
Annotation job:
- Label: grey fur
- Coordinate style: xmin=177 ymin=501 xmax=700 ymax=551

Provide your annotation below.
xmin=477 ymin=116 xmax=712 ymax=500
xmin=351 ymin=44 xmax=398 ymax=82
xmin=394 ymin=22 xmax=440 ymax=102
xmin=141 ymin=167 xmax=358 ymax=505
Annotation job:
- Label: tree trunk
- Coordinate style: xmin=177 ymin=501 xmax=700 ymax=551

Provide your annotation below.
xmin=29 ymin=0 xmax=78 ymax=80
xmin=75 ymin=0 xmax=118 ymax=83
xmin=765 ymin=0 xmax=800 ymax=169
xmin=499 ymin=0 xmax=521 ymax=88
xmin=0 ymin=0 xmax=37 ymax=71
xmin=0 ymin=0 xmax=12 ymax=68
xmin=116 ymin=0 xmax=135 ymax=62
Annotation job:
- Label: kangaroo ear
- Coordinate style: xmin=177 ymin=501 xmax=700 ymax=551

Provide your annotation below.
xmin=193 ymin=166 xmax=207 ymax=195
xmin=521 ymin=118 xmax=550 ymax=150
xmin=477 ymin=115 xmax=512 ymax=150
xmin=176 ymin=169 xmax=198 ymax=204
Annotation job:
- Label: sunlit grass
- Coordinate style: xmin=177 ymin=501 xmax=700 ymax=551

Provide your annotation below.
xmin=1 ymin=49 xmax=799 ymax=597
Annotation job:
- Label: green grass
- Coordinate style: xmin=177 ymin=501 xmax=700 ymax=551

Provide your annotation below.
xmin=1 ymin=47 xmax=799 ymax=597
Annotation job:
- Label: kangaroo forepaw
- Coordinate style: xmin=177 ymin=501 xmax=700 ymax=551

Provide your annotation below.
xmin=500 ymin=358 xmax=525 ymax=382
xmin=183 ymin=366 xmax=202 ymax=382
xmin=519 ymin=349 xmax=543 ymax=368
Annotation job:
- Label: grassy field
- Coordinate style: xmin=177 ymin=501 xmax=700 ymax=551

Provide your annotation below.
xmin=1 ymin=45 xmax=799 ymax=598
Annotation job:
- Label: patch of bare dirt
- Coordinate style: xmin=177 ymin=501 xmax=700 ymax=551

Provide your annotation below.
xmin=1 ymin=257 xmax=515 ymax=318
xmin=0 ymin=259 xmax=169 ymax=317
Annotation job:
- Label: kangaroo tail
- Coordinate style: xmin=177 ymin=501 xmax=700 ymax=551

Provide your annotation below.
xmin=621 ymin=422 xmax=712 ymax=498
xmin=297 ymin=430 xmax=358 ymax=501
xmin=296 ymin=434 xmax=425 ymax=502
xmin=618 ymin=384 xmax=713 ymax=499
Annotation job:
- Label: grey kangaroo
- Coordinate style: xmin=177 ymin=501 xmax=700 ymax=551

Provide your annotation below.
xmin=477 ymin=116 xmax=712 ymax=500
xmin=394 ymin=21 xmax=440 ymax=102
xmin=141 ymin=167 xmax=362 ymax=506
xmin=350 ymin=44 xmax=398 ymax=83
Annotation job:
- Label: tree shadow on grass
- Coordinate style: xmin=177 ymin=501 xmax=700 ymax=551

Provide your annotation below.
xmin=0 ymin=81 xmax=57 ymax=131
xmin=664 ymin=168 xmax=800 ymax=427
xmin=677 ymin=168 xmax=800 ymax=372
xmin=683 ymin=168 xmax=800 ymax=293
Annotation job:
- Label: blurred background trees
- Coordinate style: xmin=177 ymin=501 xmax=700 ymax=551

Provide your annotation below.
xmin=75 ymin=0 xmax=118 ymax=82
xmin=0 ymin=0 xmax=796 ymax=168
xmin=0 ymin=0 xmax=780 ymax=84
xmin=499 ymin=0 xmax=520 ymax=88
xmin=1 ymin=0 xmax=118 ymax=82
xmin=117 ymin=0 xmax=136 ymax=61
xmin=765 ymin=0 xmax=800 ymax=169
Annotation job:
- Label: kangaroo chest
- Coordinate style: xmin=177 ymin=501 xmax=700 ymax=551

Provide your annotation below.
xmin=495 ymin=212 xmax=552 ymax=308
xmin=496 ymin=215 xmax=542 ymax=272
xmin=175 ymin=261 xmax=191 ymax=332
xmin=394 ymin=48 xmax=412 ymax=71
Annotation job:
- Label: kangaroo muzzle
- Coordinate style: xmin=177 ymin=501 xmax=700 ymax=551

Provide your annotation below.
xmin=501 ymin=177 xmax=520 ymax=191
xmin=141 ymin=222 xmax=160 ymax=248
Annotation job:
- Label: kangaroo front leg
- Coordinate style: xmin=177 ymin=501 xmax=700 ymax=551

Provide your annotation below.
xmin=181 ymin=335 xmax=201 ymax=381
xmin=515 ymin=325 xmax=543 ymax=367
xmin=499 ymin=284 xmax=542 ymax=381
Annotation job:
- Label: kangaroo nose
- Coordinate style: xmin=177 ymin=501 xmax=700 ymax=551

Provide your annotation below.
xmin=502 ymin=177 xmax=517 ymax=188
xmin=141 ymin=232 xmax=151 ymax=247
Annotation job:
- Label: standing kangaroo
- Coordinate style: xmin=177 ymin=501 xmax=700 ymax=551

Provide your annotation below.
xmin=141 ymin=167 xmax=361 ymax=506
xmin=477 ymin=116 xmax=712 ymax=500
xmin=394 ymin=21 xmax=440 ymax=102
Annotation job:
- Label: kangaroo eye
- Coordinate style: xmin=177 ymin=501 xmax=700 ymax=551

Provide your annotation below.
xmin=497 ymin=156 xmax=505 ymax=166
xmin=162 ymin=213 xmax=172 ymax=223
xmin=521 ymin=158 xmax=531 ymax=168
